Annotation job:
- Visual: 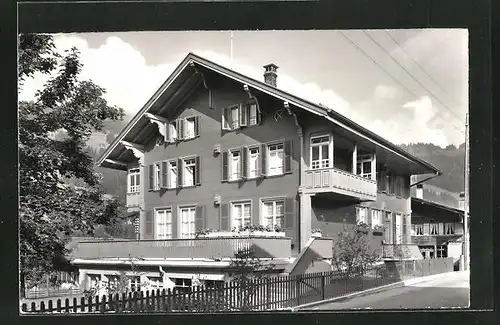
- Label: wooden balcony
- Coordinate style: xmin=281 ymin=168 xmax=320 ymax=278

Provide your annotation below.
xmin=411 ymin=234 xmax=463 ymax=245
xmin=71 ymin=236 xmax=292 ymax=260
xmin=303 ymin=167 xmax=377 ymax=201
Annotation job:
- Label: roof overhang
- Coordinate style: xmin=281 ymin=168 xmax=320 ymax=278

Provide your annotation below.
xmin=97 ymin=53 xmax=441 ymax=176
xmin=411 ymin=197 xmax=464 ymax=215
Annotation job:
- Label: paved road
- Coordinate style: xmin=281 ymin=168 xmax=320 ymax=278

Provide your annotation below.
xmin=306 ymin=271 xmax=469 ymax=310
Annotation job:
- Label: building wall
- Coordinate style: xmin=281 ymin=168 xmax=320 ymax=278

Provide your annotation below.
xmin=140 ymin=76 xmax=301 ymax=251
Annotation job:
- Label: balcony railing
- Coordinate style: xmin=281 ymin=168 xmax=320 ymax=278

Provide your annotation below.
xmin=72 ymin=236 xmax=292 ymax=260
xmin=303 ymin=167 xmax=377 ymax=201
xmin=126 ymin=193 xmax=141 ymax=207
xmin=411 ymin=234 xmax=463 ymax=245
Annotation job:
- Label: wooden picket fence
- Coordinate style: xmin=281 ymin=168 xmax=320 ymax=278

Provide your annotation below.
xmin=21 ymin=259 xmax=454 ymax=314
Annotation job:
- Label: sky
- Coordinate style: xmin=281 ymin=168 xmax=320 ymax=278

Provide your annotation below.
xmin=18 ymin=29 xmax=468 ymax=148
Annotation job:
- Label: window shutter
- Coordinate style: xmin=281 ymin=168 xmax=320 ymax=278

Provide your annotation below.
xmin=171 ymin=208 xmax=178 ymax=239
xmin=165 ymin=123 xmax=172 ymax=143
xmin=220 ymin=203 xmax=229 ymax=231
xmin=195 ymin=156 xmax=201 ymax=186
xmin=145 ymin=209 xmax=154 ymax=239
xmin=177 ymin=119 xmax=184 ymax=140
xmin=148 ymin=165 xmax=154 ymax=191
xmin=195 ymin=205 xmax=205 ymax=230
xmin=177 ymin=158 xmax=183 ymax=188
xmin=284 ymin=140 xmax=292 ymax=174
xmin=221 ymin=151 xmax=228 ymax=182
xmin=240 ymin=103 xmax=248 ymax=127
xmin=284 ymin=197 xmax=295 ymax=229
xmin=260 ymin=143 xmax=267 ymax=176
xmin=194 ymin=116 xmax=200 ymax=137
xmin=222 ymin=107 xmax=229 ymax=130
xmin=256 ymin=105 xmax=262 ymax=125
xmin=161 ymin=161 xmax=168 ymax=188
xmin=241 ymin=147 xmax=248 ymax=179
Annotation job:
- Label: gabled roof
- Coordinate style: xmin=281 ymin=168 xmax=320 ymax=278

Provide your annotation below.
xmin=97 ymin=52 xmax=441 ymax=176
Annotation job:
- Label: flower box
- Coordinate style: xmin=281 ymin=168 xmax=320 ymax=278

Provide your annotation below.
xmin=199 ymin=231 xmax=285 ymax=238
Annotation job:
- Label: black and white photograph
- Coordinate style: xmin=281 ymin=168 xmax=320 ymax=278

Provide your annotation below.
xmin=18 ymin=29 xmax=471 ymax=314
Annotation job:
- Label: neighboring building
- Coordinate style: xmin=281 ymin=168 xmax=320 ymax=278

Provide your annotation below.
xmin=410 ymin=185 xmax=465 ymax=268
xmin=71 ymin=53 xmax=440 ymax=292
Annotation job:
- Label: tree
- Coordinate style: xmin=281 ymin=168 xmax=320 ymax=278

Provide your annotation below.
xmin=330 ymin=223 xmax=380 ymax=278
xmin=18 ymin=33 xmax=125 ymax=291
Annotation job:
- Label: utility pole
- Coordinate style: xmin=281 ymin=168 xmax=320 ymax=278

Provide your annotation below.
xmin=463 ymin=112 xmax=470 ymax=271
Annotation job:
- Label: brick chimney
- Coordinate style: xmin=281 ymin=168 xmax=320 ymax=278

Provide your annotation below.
xmin=263 ymin=63 xmax=279 ymax=87
xmin=416 ymin=184 xmax=424 ymax=199
xmin=458 ymin=192 xmax=465 ymax=210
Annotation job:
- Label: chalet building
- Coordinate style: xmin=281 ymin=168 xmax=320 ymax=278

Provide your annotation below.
xmin=71 ymin=53 xmax=440 ymax=292
xmin=410 ymin=185 xmax=465 ymax=269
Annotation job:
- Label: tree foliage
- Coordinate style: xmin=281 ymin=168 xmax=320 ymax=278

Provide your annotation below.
xmin=19 ymin=33 xmax=125 ymax=287
xmin=331 ymin=223 xmax=380 ymax=278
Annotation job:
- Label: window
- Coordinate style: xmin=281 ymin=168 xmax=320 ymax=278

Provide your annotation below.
xmin=248 ymin=147 xmax=260 ymax=178
xmin=179 ymin=206 xmax=196 ymax=238
xmin=184 ymin=117 xmax=196 ymax=139
xmin=430 ymin=223 xmax=439 ymax=235
xmin=310 ymin=135 xmax=330 ymax=169
xmin=249 ymin=103 xmax=258 ymax=125
xmin=268 ymin=143 xmax=284 ymax=176
xmin=229 ymin=150 xmax=241 ymax=181
xmin=106 ymin=275 xmax=120 ymax=292
xmin=173 ymin=278 xmax=192 ymax=293
xmin=262 ymin=199 xmax=284 ymax=228
xmin=128 ymin=168 xmax=140 ymax=193
xmin=183 ymin=158 xmax=196 ymax=187
xmin=129 ymin=276 xmax=141 ymax=292
xmin=356 ymin=154 xmax=373 ymax=179
xmin=444 ymin=223 xmax=455 ymax=235
xmin=155 ymin=208 xmax=172 ymax=239
xmin=436 ymin=245 xmax=447 ymax=258
xmin=414 ymin=224 xmax=424 ymax=235
xmin=168 ymin=161 xmax=177 ymax=188
xmin=371 ymin=209 xmax=382 ymax=227
xmin=88 ymin=274 xmax=101 ymax=289
xmin=147 ymin=276 xmax=163 ymax=289
xmin=231 ymin=106 xmax=240 ymax=129
xmin=356 ymin=206 xmax=368 ymax=224
xmin=231 ymin=201 xmax=251 ymax=228
xmin=154 ymin=162 xmax=161 ymax=190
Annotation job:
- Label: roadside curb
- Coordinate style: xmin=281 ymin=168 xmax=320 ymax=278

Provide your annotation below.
xmin=292 ymin=271 xmax=459 ymax=311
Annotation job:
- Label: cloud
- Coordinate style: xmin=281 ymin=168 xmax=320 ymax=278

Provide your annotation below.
xmin=19 ymin=34 xmax=176 ymax=116
xmin=373 ymin=84 xmax=398 ymax=100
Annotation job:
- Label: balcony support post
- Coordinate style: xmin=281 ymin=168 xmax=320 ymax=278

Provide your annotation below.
xmin=371 ymin=152 xmax=377 ymax=181
xmin=352 ymin=144 xmax=357 ymax=175
xmin=299 ymin=193 xmax=312 ymax=252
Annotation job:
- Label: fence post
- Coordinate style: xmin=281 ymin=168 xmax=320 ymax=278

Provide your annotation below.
xmin=295 ymin=275 xmax=301 ymax=306
xmin=320 ymin=273 xmax=326 ymax=300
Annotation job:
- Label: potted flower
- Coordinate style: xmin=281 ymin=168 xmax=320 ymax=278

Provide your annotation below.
xmin=236 ymin=224 xmax=286 ymax=237
xmin=356 ymin=221 xmax=370 ymax=234
xmin=311 ymin=229 xmax=323 ymax=238
xmin=372 ymin=224 xmax=385 ymax=235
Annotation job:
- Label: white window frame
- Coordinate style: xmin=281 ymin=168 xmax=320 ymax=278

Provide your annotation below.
xmin=267 ymin=143 xmax=284 ymax=176
xmin=129 ymin=276 xmax=141 ymax=292
xmin=310 ymin=134 xmax=331 ymax=169
xmin=154 ymin=162 xmax=161 ymax=190
xmin=183 ymin=157 xmax=196 ymax=187
xmin=147 ymin=276 xmax=163 ymax=289
xmin=356 ymin=154 xmax=373 ymax=179
xmin=179 ymin=206 xmax=196 ymax=239
xmin=261 ymin=198 xmax=285 ymax=228
xmin=155 ymin=207 xmax=173 ymax=240
xmin=231 ymin=200 xmax=252 ymax=228
xmin=248 ymin=146 xmax=260 ymax=179
xmin=231 ymin=105 xmax=240 ymax=129
xmin=395 ymin=213 xmax=403 ymax=244
xmin=371 ymin=209 xmax=382 ymax=227
xmin=88 ymin=274 xmax=101 ymax=290
xmin=228 ymin=149 xmax=241 ymax=181
xmin=168 ymin=160 xmax=177 ymax=188
xmin=248 ymin=102 xmax=258 ymax=126
xmin=356 ymin=206 xmax=369 ymax=224
xmin=184 ymin=116 xmax=196 ymax=139
xmin=444 ymin=222 xmax=455 ymax=235
xmin=128 ymin=168 xmax=140 ymax=193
